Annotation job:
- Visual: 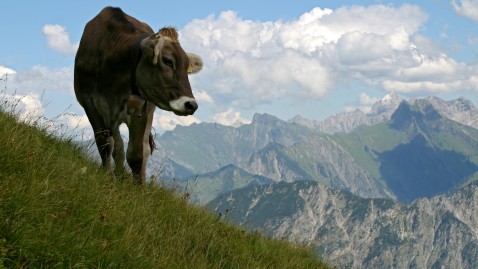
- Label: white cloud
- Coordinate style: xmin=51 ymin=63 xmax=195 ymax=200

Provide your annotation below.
xmin=42 ymin=24 xmax=79 ymax=55
xmin=0 ymin=87 xmax=93 ymax=139
xmin=5 ymin=65 xmax=74 ymax=94
xmin=451 ymin=0 xmax=478 ymax=21
xmin=193 ymin=90 xmax=214 ymax=103
xmin=181 ymin=10 xmax=335 ymax=108
xmin=357 ymin=92 xmax=379 ymax=112
xmin=153 ymin=110 xmax=201 ymax=132
xmin=53 ymin=112 xmax=93 ymax=138
xmin=180 ymin=4 xmax=478 ymax=109
xmin=211 ymin=108 xmax=251 ymax=127
xmin=0 ymin=66 xmax=16 ymax=77
xmin=0 ymin=93 xmax=44 ymax=123
xmin=360 ymin=92 xmax=379 ymax=106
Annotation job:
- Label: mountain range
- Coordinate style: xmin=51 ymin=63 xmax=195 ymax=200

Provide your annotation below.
xmin=151 ymin=94 xmax=478 ymax=204
xmin=146 ymin=93 xmax=478 ymax=268
xmin=288 ymin=92 xmax=478 ymax=134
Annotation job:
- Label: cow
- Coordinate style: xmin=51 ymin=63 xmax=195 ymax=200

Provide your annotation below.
xmin=74 ymin=7 xmax=203 ymax=184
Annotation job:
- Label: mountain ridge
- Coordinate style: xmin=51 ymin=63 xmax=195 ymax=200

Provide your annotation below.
xmin=289 ymin=92 xmax=404 ymax=133
xmin=289 ymin=93 xmax=478 ymax=134
xmin=209 ymin=180 xmax=478 ymax=269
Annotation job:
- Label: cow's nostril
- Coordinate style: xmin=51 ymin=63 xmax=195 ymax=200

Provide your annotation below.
xmin=184 ymin=100 xmax=198 ymax=114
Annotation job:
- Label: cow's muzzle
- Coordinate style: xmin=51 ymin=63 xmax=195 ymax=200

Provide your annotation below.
xmin=170 ymin=96 xmax=198 ymax=116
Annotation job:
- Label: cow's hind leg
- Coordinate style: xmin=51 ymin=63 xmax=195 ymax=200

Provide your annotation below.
xmin=126 ymin=103 xmax=156 ymax=184
xmin=82 ymin=97 xmax=115 ymax=175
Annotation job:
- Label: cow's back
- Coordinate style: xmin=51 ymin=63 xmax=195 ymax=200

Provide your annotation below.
xmin=74 ymin=7 xmax=154 ymax=100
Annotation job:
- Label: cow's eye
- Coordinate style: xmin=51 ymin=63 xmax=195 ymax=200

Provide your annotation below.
xmin=162 ymin=57 xmax=175 ymax=69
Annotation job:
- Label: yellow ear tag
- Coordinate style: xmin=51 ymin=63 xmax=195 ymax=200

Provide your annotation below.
xmin=187 ymin=54 xmax=203 ymax=74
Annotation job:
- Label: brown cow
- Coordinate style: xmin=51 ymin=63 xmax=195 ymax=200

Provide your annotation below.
xmin=74 ymin=7 xmax=203 ymax=184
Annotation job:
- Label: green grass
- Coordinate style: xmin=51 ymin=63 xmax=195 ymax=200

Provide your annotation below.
xmin=0 ymin=110 xmax=328 ymax=268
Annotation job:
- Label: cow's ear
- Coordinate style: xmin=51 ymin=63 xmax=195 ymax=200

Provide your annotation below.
xmin=187 ymin=53 xmax=203 ymax=74
xmin=140 ymin=34 xmax=164 ymax=65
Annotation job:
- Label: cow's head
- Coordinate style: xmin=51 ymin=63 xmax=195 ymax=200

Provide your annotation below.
xmin=136 ymin=27 xmax=203 ymax=116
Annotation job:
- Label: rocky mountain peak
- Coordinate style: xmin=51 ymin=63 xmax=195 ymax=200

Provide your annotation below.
xmin=390 ymin=99 xmax=443 ymax=130
xmin=252 ymin=113 xmax=283 ymax=125
xmin=369 ymin=91 xmax=403 ymax=116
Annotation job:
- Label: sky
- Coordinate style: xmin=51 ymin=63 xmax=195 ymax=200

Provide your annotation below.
xmin=1 ymin=0 xmax=478 ymax=136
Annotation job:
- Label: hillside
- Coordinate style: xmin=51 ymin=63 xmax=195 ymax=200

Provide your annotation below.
xmin=0 ymin=110 xmax=327 ymax=268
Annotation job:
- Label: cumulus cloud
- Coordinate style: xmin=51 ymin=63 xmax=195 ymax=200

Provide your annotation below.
xmin=193 ymin=90 xmax=214 ymax=103
xmin=4 ymin=65 xmax=73 ymax=94
xmin=42 ymin=24 xmax=79 ymax=55
xmin=357 ymin=92 xmax=379 ymax=112
xmin=0 ymin=86 xmax=92 ymax=139
xmin=0 ymin=93 xmax=44 ymax=122
xmin=211 ymin=109 xmax=251 ymax=127
xmin=360 ymin=92 xmax=379 ymax=106
xmin=451 ymin=0 xmax=478 ymax=21
xmin=54 ymin=112 xmax=93 ymax=138
xmin=180 ymin=4 xmax=478 ymax=109
xmin=153 ymin=110 xmax=201 ymax=132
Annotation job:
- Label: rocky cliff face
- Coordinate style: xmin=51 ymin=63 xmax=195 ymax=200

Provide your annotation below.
xmin=209 ymin=181 xmax=478 ymax=269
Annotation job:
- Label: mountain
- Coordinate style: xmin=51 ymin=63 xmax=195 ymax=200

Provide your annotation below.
xmin=381 ymin=100 xmax=478 ymax=202
xmin=209 ymin=180 xmax=478 ymax=269
xmin=174 ymin=164 xmax=273 ymax=205
xmin=289 ymin=92 xmax=403 ymax=133
xmin=414 ymin=96 xmax=478 ymax=129
xmin=144 ymin=95 xmax=478 ymax=267
xmin=245 ymin=98 xmax=478 ymax=203
xmin=149 ymin=113 xmax=314 ymax=177
xmin=150 ymin=96 xmax=478 ymax=204
xmin=246 ymin=134 xmax=390 ymax=198
xmin=328 ymin=98 xmax=478 ymax=203
xmin=289 ymin=94 xmax=478 ymax=134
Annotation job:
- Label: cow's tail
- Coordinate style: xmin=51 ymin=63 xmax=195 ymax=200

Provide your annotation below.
xmin=149 ymin=133 xmax=157 ymax=154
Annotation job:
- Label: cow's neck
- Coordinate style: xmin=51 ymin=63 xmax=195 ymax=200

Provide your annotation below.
xmin=130 ymin=33 xmax=151 ymax=97
xmin=128 ymin=33 xmax=151 ymax=117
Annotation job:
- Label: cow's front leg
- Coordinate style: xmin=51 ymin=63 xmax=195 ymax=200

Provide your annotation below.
xmin=112 ymin=126 xmax=126 ymax=177
xmin=126 ymin=102 xmax=156 ymax=184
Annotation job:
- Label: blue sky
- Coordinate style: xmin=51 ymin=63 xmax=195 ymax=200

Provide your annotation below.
xmin=1 ymin=0 xmax=478 ymax=135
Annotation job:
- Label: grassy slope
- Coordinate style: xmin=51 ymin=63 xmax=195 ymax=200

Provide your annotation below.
xmin=0 ymin=111 xmax=327 ymax=268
